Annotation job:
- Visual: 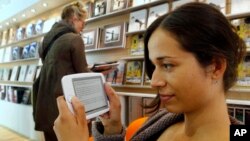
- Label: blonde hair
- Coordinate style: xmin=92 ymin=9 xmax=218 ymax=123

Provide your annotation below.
xmin=61 ymin=2 xmax=87 ymax=22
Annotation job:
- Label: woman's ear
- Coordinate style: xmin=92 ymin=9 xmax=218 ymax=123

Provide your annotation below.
xmin=206 ymin=58 xmax=227 ymax=80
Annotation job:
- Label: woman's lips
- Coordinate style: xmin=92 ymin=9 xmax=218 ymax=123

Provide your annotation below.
xmin=159 ymin=94 xmax=175 ymax=103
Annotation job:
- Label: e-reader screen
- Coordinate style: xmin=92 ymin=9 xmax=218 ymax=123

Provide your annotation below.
xmin=72 ymin=76 xmax=109 ymax=115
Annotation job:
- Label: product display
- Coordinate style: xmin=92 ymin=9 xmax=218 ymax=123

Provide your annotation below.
xmin=128 ymin=9 xmax=147 ymax=32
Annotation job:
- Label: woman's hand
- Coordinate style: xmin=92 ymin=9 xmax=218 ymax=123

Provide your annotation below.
xmin=53 ymin=96 xmax=89 ymax=141
xmin=99 ymin=83 xmax=123 ymax=135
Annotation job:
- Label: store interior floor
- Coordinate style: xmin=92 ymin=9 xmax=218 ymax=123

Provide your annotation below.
xmin=0 ymin=126 xmax=31 ymax=141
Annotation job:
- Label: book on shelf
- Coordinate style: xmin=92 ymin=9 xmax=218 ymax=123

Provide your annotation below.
xmin=128 ymin=96 xmax=143 ymax=124
xmin=90 ymin=61 xmax=119 ymax=72
xmin=0 ymin=85 xmax=6 ymax=100
xmin=10 ymin=66 xmax=20 ymax=81
xmin=18 ymin=65 xmax=28 ymax=82
xmin=2 ymin=68 xmax=11 ymax=81
xmin=6 ymin=86 xmax=13 ymax=102
xmin=12 ymin=46 xmax=23 ymax=60
xmin=110 ymin=0 xmax=128 ymax=12
xmin=25 ymin=64 xmax=37 ymax=82
xmin=128 ymin=9 xmax=147 ymax=32
xmin=35 ymin=19 xmax=44 ymax=34
xmin=84 ymin=1 xmax=94 ymax=18
xmin=0 ymin=69 xmax=3 ymax=80
xmin=22 ymin=44 xmax=31 ymax=59
xmin=8 ymin=27 xmax=17 ymax=44
xmin=21 ymin=89 xmax=31 ymax=104
xmin=130 ymin=34 xmax=144 ymax=56
xmin=29 ymin=42 xmax=39 ymax=58
xmin=231 ymin=0 xmax=250 ymax=14
xmin=3 ymin=46 xmax=12 ymax=62
xmin=82 ymin=28 xmax=100 ymax=51
xmin=237 ymin=55 xmax=250 ymax=86
xmin=0 ymin=48 xmax=5 ymax=63
xmin=106 ymin=60 xmax=126 ymax=85
xmin=125 ymin=60 xmax=143 ymax=85
xmin=233 ymin=17 xmax=250 ymax=48
xmin=147 ymin=3 xmax=168 ymax=27
xmin=93 ymin=0 xmax=107 ymax=17
xmin=16 ymin=27 xmax=26 ymax=41
xmin=1 ymin=29 xmax=9 ymax=46
xmin=26 ymin=23 xmax=36 ymax=37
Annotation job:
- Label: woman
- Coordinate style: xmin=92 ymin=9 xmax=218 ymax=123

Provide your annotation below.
xmin=53 ymin=2 xmax=246 ymax=141
xmin=33 ymin=2 xmax=90 ymax=140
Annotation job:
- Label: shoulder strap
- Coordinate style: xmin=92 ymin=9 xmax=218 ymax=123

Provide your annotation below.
xmin=43 ymin=30 xmax=72 ymax=58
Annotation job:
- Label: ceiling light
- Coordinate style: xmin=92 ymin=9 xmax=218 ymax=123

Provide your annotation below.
xmin=31 ymin=9 xmax=36 ymax=13
xmin=6 ymin=22 xmax=9 ymax=25
xmin=12 ymin=18 xmax=16 ymax=22
xmin=22 ymin=14 xmax=26 ymax=18
xmin=0 ymin=25 xmax=2 ymax=29
xmin=43 ymin=3 xmax=48 ymax=7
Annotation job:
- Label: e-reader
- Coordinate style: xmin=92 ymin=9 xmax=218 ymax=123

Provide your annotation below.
xmin=61 ymin=73 xmax=109 ymax=119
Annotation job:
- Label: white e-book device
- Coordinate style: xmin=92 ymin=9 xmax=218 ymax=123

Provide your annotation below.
xmin=61 ymin=73 xmax=109 ymax=119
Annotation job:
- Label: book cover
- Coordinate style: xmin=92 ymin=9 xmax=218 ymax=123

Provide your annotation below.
xmin=29 ymin=42 xmax=39 ymax=58
xmin=3 ymin=68 xmax=11 ymax=81
xmin=26 ymin=23 xmax=36 ymax=37
xmin=21 ymin=89 xmax=31 ymax=104
xmin=35 ymin=19 xmax=44 ymax=34
xmin=82 ymin=28 xmax=99 ymax=51
xmin=93 ymin=0 xmax=107 ymax=17
xmin=147 ymin=3 xmax=168 ymax=27
xmin=10 ymin=66 xmax=20 ymax=81
xmin=84 ymin=1 xmax=94 ymax=18
xmin=125 ymin=60 xmax=143 ymax=85
xmin=25 ymin=64 xmax=37 ymax=82
xmin=16 ymin=27 xmax=26 ymax=41
xmin=8 ymin=27 xmax=17 ymax=44
xmin=12 ymin=46 xmax=23 ymax=60
xmin=22 ymin=44 xmax=30 ymax=59
xmin=35 ymin=66 xmax=42 ymax=79
xmin=128 ymin=9 xmax=147 ymax=32
xmin=106 ymin=60 xmax=126 ymax=85
xmin=110 ymin=0 xmax=127 ymax=12
xmin=130 ymin=34 xmax=144 ymax=55
xmin=18 ymin=65 xmax=28 ymax=82
xmin=0 ymin=85 xmax=6 ymax=100
xmin=1 ymin=29 xmax=9 ymax=46
xmin=0 ymin=48 xmax=5 ymax=63
xmin=3 ymin=46 xmax=12 ymax=62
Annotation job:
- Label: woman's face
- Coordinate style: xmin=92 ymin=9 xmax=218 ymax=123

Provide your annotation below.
xmin=148 ymin=28 xmax=216 ymax=114
xmin=72 ymin=15 xmax=85 ymax=33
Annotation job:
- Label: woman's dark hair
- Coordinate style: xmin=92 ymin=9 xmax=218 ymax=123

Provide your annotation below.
xmin=143 ymin=2 xmax=246 ymax=114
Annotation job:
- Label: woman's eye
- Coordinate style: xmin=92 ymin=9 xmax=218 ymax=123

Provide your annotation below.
xmin=163 ymin=64 xmax=174 ymax=70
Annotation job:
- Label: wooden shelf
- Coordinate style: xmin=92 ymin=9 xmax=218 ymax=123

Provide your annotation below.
xmin=86 ymin=0 xmax=169 ymax=24
xmin=126 ymin=30 xmax=146 ymax=36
